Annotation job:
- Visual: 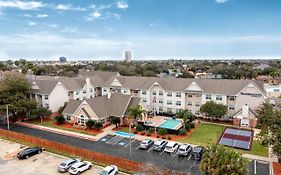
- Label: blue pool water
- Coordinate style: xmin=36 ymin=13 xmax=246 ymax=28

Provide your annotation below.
xmin=158 ymin=119 xmax=181 ymax=130
xmin=114 ymin=131 xmax=135 ymax=137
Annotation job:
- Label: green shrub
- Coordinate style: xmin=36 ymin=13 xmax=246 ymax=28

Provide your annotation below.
xmin=147 ymin=133 xmax=151 ymax=136
xmin=86 ymin=120 xmax=96 ymax=129
xmin=136 ymin=125 xmax=144 ymax=132
xmin=133 ymin=131 xmax=138 ymax=134
xmin=94 ymin=122 xmax=103 ymax=130
xmin=157 ymin=128 xmax=168 ymax=135
xmin=190 ymin=123 xmax=195 ymax=128
xmin=162 ymin=136 xmax=166 ymax=139
xmin=185 ymin=123 xmax=191 ymax=131
xmin=168 ymin=135 xmax=171 ymax=140
xmin=141 ymin=131 xmax=145 ymax=135
xmin=179 ymin=129 xmax=187 ymax=135
xmin=55 ymin=116 xmax=65 ymax=125
xmin=156 ymin=135 xmax=160 ymax=138
xmin=148 ymin=128 xmax=154 ymax=134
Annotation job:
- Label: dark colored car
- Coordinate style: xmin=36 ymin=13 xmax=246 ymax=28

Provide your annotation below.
xmin=17 ymin=147 xmax=43 ymax=159
xmin=152 ymin=140 xmax=168 ymax=152
xmin=192 ymin=146 xmax=204 ymax=161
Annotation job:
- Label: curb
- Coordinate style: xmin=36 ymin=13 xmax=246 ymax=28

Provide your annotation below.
xmin=16 ymin=122 xmax=97 ymax=142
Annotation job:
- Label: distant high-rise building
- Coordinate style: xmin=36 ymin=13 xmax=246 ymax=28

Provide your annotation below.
xmin=124 ymin=51 xmax=132 ymax=62
xmin=59 ymin=56 xmax=67 ymax=62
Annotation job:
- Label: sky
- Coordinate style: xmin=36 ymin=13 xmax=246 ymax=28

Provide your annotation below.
xmin=0 ymin=0 xmax=281 ymax=60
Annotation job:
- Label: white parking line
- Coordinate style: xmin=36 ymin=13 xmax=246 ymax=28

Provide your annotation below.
xmin=147 ymin=147 xmax=153 ymax=152
xmin=124 ymin=139 xmax=135 ymax=147
xmin=187 ymin=154 xmax=192 ymax=160
xmin=172 ymin=152 xmax=178 ymax=158
xmin=136 ymin=145 xmax=140 ymax=150
xmin=160 ymin=150 xmax=165 ymax=155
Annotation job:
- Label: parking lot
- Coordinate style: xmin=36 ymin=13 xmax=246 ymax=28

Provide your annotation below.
xmin=0 ymin=139 xmax=126 ymax=175
xmin=99 ymin=134 xmax=270 ymax=175
xmin=0 ymin=124 xmax=270 ymax=175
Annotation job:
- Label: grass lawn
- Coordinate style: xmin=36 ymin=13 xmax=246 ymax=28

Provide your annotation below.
xmin=118 ymin=127 xmax=130 ymax=133
xmin=28 ymin=119 xmax=97 ymax=136
xmin=177 ymin=123 xmax=268 ymax=157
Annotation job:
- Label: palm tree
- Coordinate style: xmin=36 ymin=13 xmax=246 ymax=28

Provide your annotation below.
xmin=200 ymin=144 xmax=248 ymax=175
xmin=128 ymin=105 xmax=145 ymax=126
xmin=176 ymin=109 xmax=194 ymax=129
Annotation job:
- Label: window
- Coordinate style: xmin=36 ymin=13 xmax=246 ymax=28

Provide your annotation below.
xmin=274 ymin=89 xmax=280 ymax=92
xmin=176 ymin=109 xmax=181 ymax=113
xmin=46 ymin=104 xmax=49 ymax=109
xmin=77 ymin=115 xmax=87 ymax=125
xmin=229 ymin=105 xmax=235 ymax=110
xmin=133 ymin=90 xmax=138 ymax=94
xmin=159 ymin=107 xmax=163 ymax=112
xmin=176 ymin=101 xmax=181 ymax=106
xmin=76 ymin=92 xmax=79 ymax=95
xmin=159 ymin=99 xmax=163 ymax=104
xmin=142 ymin=91 xmax=146 ymax=95
xmin=152 ymin=91 xmax=157 ymax=95
xmin=195 ymin=101 xmax=200 ymax=107
xmin=167 ymin=108 xmax=172 ymax=113
xmin=83 ymin=90 xmax=86 ymax=94
xmin=167 ymin=92 xmax=172 ymax=97
xmin=167 ymin=100 xmax=172 ymax=105
xmin=188 ymin=94 xmax=192 ymax=98
xmin=196 ymin=94 xmax=201 ymax=98
xmin=229 ymin=96 xmax=235 ymax=101
xmin=66 ymin=115 xmax=71 ymax=121
xmin=103 ymin=89 xmax=107 ymax=92
xmin=159 ymin=91 xmax=163 ymax=96
xmin=90 ymin=88 xmax=93 ymax=92
xmin=68 ymin=92 xmax=72 ymax=97
xmin=195 ymin=110 xmax=200 ymax=115
xmin=205 ymin=94 xmax=212 ymax=100
xmin=44 ymin=95 xmax=48 ymax=100
xmin=123 ymin=89 xmax=127 ymax=93
xmin=188 ymin=101 xmax=192 ymax=106
xmin=216 ymin=95 xmax=222 ymax=101
xmin=142 ymin=98 xmax=147 ymax=103
xmin=176 ymin=92 xmax=181 ymax=97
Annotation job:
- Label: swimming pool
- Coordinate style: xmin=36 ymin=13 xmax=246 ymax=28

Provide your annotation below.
xmin=114 ymin=131 xmax=135 ymax=137
xmin=158 ymin=119 xmax=182 ymax=130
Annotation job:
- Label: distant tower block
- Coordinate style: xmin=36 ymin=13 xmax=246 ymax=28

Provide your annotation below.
xmin=124 ymin=51 xmax=132 ymax=62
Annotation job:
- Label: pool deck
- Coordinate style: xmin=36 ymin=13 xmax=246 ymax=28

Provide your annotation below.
xmin=143 ymin=116 xmax=183 ymax=130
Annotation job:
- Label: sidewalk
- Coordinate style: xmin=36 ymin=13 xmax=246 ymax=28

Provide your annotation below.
xmin=17 ymin=122 xmax=98 ymax=141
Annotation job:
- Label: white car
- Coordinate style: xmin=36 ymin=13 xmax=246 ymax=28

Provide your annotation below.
xmin=177 ymin=144 xmax=192 ymax=156
xmin=99 ymin=165 xmax=118 ymax=175
xmin=164 ymin=141 xmax=179 ymax=153
xmin=68 ymin=161 xmax=92 ymax=175
xmin=57 ymin=158 xmax=81 ymax=172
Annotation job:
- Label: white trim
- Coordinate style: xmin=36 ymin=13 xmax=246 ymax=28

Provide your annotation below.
xmin=148 ymin=82 xmax=164 ymax=91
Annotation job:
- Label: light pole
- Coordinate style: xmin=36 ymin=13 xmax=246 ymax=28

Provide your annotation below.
xmin=6 ymin=105 xmax=10 ymax=130
xmin=129 ymin=123 xmax=132 ymax=157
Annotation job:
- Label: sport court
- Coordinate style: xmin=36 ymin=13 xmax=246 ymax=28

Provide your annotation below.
xmin=218 ymin=127 xmax=254 ymax=150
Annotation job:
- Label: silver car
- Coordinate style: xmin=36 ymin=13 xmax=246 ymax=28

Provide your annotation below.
xmin=177 ymin=144 xmax=192 ymax=156
xmin=57 ymin=158 xmax=80 ymax=173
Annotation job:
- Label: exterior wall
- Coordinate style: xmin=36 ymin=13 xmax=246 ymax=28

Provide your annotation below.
xmin=264 ymin=84 xmax=281 ymax=98
xmin=49 ymin=82 xmax=68 ymax=112
xmin=185 ymin=93 xmax=202 ymax=116
xmin=235 ymin=85 xmax=266 ymax=113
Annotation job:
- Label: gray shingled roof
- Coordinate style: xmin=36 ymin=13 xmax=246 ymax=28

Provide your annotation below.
xmin=31 ymin=79 xmax=59 ymax=95
xmin=104 ymin=76 xmax=265 ymax=96
xmin=58 ymin=78 xmax=85 ymax=91
xmin=62 ymin=93 xmax=140 ymax=119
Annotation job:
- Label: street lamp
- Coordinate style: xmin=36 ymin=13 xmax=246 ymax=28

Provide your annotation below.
xmin=6 ymin=105 xmax=10 ymax=130
xmin=129 ymin=122 xmax=132 ymax=157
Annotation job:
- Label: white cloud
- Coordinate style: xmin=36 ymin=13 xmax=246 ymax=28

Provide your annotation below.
xmin=23 ymin=13 xmax=32 ymax=17
xmin=116 ymin=1 xmax=128 ymax=9
xmin=215 ymin=0 xmax=230 ymax=4
xmin=89 ymin=4 xmax=96 ymax=9
xmin=90 ymin=11 xmax=101 ymax=18
xmin=27 ymin=21 xmax=37 ymax=26
xmin=37 ymin=14 xmax=48 ymax=18
xmin=86 ymin=11 xmax=121 ymax=21
xmin=55 ymin=4 xmax=85 ymax=11
xmin=0 ymin=1 xmax=45 ymax=10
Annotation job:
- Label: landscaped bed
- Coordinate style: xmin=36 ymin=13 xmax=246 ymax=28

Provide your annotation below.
xmin=177 ymin=123 xmax=268 ymax=157
xmin=25 ymin=119 xmax=102 ymax=136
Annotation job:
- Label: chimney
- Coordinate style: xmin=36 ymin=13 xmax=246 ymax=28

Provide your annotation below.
xmin=108 ymin=92 xmax=111 ymax=99
xmin=242 ymin=104 xmax=249 ymax=119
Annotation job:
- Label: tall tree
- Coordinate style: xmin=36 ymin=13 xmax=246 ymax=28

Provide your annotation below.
xmin=176 ymin=109 xmax=194 ymax=129
xmin=128 ymin=105 xmax=145 ymax=125
xmin=31 ymin=107 xmax=52 ymax=123
xmin=200 ymin=144 xmax=248 ymax=175
xmin=200 ymin=101 xmax=227 ymax=120
xmin=0 ymin=73 xmax=37 ymax=120
xmin=256 ymin=102 xmax=281 ymax=162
